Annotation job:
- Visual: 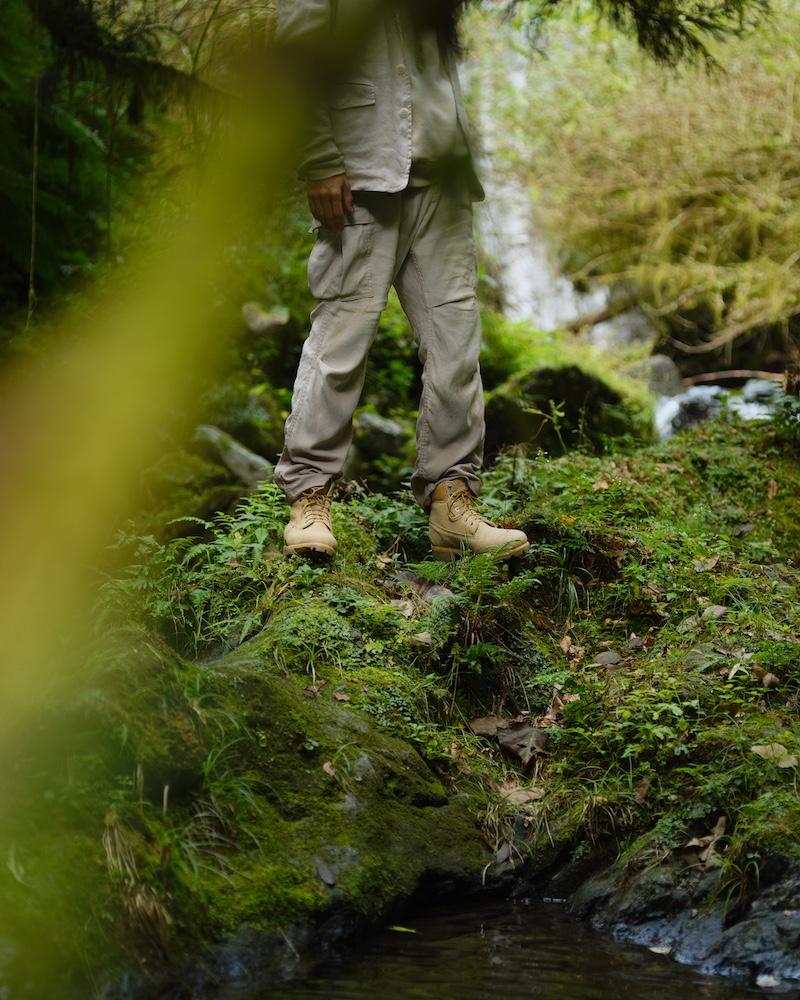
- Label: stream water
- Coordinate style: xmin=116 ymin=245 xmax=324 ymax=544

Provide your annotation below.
xmin=250 ymin=899 xmax=772 ymax=1000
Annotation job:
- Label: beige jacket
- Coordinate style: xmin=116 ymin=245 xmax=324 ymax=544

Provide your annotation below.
xmin=275 ymin=0 xmax=484 ymax=198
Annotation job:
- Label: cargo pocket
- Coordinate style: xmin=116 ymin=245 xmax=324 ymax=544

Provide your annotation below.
xmin=330 ymin=83 xmax=376 ymax=112
xmin=307 ymin=204 xmax=373 ymax=302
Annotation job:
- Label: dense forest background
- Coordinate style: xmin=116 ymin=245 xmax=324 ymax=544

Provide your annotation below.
xmin=2 ymin=0 xmax=796 ymax=375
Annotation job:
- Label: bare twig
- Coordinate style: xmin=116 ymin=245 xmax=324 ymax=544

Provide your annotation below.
xmin=564 ymin=297 xmax=636 ymax=333
xmin=683 ymin=369 xmax=782 ymax=385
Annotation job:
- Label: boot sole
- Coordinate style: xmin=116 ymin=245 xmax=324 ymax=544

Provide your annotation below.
xmin=283 ymin=542 xmax=337 ymax=559
xmin=431 ymin=540 xmax=530 ymax=562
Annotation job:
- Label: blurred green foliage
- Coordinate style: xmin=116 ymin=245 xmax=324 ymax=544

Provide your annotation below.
xmin=467 ymin=1 xmax=800 ymax=371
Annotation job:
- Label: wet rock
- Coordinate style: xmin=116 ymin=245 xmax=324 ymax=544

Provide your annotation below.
xmin=654 ymin=378 xmax=782 ymax=441
xmin=564 ymin=853 xmax=800 ymax=990
xmin=621 ymin=354 xmax=684 ymax=397
xmin=588 ymin=310 xmax=658 ymax=353
xmin=654 ymin=385 xmax=725 ymax=440
xmin=194 ymin=424 xmax=273 ymax=489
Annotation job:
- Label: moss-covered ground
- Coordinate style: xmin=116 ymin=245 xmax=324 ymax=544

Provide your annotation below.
xmin=2 ymin=408 xmax=800 ymax=995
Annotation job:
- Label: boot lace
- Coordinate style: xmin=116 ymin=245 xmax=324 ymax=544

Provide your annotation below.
xmin=448 ymin=485 xmax=495 ymax=526
xmin=300 ymin=486 xmax=332 ymax=527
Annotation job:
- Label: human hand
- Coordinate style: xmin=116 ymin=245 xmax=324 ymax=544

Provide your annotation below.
xmin=307 ymin=173 xmax=354 ymax=232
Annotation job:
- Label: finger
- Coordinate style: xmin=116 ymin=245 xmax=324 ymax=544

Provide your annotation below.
xmin=342 ymin=178 xmax=354 ymax=215
xmin=325 ymin=195 xmax=346 ymax=231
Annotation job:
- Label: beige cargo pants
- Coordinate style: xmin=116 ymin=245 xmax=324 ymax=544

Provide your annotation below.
xmin=274 ymin=179 xmax=485 ymax=509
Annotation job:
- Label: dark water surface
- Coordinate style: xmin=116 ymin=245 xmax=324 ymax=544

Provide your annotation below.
xmin=256 ymin=899 xmax=785 ymax=1000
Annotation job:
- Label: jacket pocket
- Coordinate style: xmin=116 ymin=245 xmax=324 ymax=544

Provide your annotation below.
xmin=308 ymin=205 xmax=373 ymax=302
xmin=329 ymin=83 xmax=376 ymax=111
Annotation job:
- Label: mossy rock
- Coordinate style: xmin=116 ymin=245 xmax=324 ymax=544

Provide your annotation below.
xmin=485 ymin=364 xmax=645 ymax=457
xmin=118 ymin=642 xmax=508 ymax=993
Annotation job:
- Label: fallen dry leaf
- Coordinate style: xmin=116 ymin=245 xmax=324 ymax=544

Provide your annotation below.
xmin=568 ymin=645 xmax=587 ymax=667
xmin=593 ymin=479 xmax=610 ymax=491
xmin=468 ymin=715 xmax=510 ymax=737
xmin=388 ymin=570 xmax=455 ymax=604
xmin=490 ymin=776 xmax=547 ymax=807
xmin=410 ymin=577 xmax=455 ymax=603
xmin=599 ymin=537 xmax=626 ymax=567
xmin=538 ymin=687 xmax=580 ymax=728
xmin=692 ymin=556 xmax=719 ymax=572
xmin=751 ymin=743 xmax=798 ymax=767
xmin=595 ymin=650 xmax=622 ymax=666
xmin=502 ymin=785 xmax=547 ymax=805
xmin=495 ymin=842 xmax=511 ymax=864
xmin=496 ymin=720 xmax=548 ymax=770
xmin=333 ymin=691 xmax=351 ymax=702
xmin=491 ymin=776 xmax=547 ymax=806
xmin=681 ymin=816 xmax=727 ymax=867
xmin=314 ymin=855 xmax=336 ymax=886
xmin=322 ymin=761 xmax=336 ymax=777
xmin=767 ymin=479 xmax=779 ymax=499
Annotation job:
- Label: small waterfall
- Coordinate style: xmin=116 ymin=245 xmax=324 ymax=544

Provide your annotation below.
xmin=477 ymin=173 xmax=607 ymax=330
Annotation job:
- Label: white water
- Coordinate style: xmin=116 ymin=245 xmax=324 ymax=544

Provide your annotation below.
xmin=478 ymin=173 xmax=607 ymax=330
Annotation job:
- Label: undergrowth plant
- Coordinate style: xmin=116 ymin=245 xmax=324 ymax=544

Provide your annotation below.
xmin=73 ymin=414 xmax=800 ymax=969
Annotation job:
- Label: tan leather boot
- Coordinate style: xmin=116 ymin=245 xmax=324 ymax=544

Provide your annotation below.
xmin=283 ymin=484 xmax=337 ymax=558
xmin=428 ymin=479 xmax=529 ymax=562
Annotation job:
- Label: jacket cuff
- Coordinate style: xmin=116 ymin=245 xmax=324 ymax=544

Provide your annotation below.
xmin=303 ymin=156 xmax=346 ymax=181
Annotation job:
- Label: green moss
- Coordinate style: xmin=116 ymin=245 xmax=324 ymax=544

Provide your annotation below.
xmin=732 ymin=790 xmax=800 ymax=859
xmin=151 ymin=664 xmax=492 ymax=950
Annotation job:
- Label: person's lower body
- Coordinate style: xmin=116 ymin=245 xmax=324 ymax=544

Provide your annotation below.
xmin=275 ymin=180 xmax=528 ymax=560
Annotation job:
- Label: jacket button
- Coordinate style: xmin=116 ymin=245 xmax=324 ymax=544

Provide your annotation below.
xmin=336 ymin=98 xmax=346 ymax=108
xmin=399 ymin=108 xmax=410 ymax=118
xmin=396 ymin=63 xmax=407 ymax=74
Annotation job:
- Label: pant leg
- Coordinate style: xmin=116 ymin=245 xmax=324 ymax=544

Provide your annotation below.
xmin=393 ymin=182 xmax=485 ymax=508
xmin=274 ymin=197 xmax=403 ymax=503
